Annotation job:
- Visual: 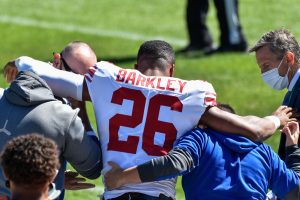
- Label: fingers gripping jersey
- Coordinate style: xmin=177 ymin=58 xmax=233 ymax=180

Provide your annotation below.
xmin=85 ymin=61 xmax=216 ymax=199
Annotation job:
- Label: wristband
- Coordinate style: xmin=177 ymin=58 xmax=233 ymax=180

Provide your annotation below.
xmin=265 ymin=116 xmax=281 ymax=129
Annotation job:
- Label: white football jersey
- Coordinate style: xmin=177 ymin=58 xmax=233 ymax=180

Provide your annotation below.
xmin=85 ymin=61 xmax=216 ymax=199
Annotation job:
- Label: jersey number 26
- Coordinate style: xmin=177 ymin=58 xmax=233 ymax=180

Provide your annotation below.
xmin=108 ymin=87 xmax=183 ymax=156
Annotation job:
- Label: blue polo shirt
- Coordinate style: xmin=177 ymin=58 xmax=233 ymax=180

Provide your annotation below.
xmin=175 ymin=128 xmax=300 ymax=200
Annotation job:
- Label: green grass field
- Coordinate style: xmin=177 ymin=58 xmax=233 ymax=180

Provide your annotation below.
xmin=1 ymin=0 xmax=300 ymax=199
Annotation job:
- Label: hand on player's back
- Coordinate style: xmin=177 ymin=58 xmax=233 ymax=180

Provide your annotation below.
xmin=104 ymin=161 xmax=125 ymax=190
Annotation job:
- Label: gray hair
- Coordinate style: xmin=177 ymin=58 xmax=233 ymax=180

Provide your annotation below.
xmin=249 ymin=29 xmax=300 ymax=61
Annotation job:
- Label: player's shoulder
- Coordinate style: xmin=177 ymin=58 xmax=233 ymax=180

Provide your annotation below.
xmin=179 ymin=78 xmax=216 ymax=99
xmin=252 ymin=143 xmax=276 ymax=164
xmin=95 ymin=61 xmax=121 ymax=71
xmin=186 ymin=79 xmax=214 ymax=91
xmin=85 ymin=61 xmax=123 ymax=82
xmin=175 ymin=128 xmax=208 ymax=150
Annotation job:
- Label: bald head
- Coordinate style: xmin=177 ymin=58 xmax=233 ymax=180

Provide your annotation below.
xmin=136 ymin=40 xmax=175 ymax=77
xmin=61 ymin=41 xmax=97 ymax=75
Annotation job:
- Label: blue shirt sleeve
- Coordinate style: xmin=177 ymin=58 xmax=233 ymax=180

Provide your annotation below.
xmin=175 ymin=128 xmax=208 ymax=170
xmin=268 ymin=145 xmax=300 ymax=198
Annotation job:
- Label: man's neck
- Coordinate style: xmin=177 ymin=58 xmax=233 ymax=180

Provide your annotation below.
xmin=288 ymin=65 xmax=300 ymax=91
xmin=288 ymin=65 xmax=298 ymax=81
xmin=139 ymin=69 xmax=169 ymax=77
xmin=11 ymin=184 xmax=49 ymax=200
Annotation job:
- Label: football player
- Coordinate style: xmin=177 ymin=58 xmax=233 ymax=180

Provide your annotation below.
xmin=4 ymin=40 xmax=293 ymax=200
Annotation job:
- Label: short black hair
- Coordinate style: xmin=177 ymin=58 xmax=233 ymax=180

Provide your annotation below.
xmin=0 ymin=134 xmax=60 ymax=186
xmin=137 ymin=40 xmax=175 ymax=68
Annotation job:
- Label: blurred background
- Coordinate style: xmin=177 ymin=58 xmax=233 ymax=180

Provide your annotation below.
xmin=0 ymin=0 xmax=299 ymax=199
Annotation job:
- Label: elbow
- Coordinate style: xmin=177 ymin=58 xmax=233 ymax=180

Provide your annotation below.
xmin=76 ymin=161 xmax=103 ymax=180
xmin=78 ymin=168 xmax=101 ymax=180
xmin=86 ymin=172 xmax=101 ymax=180
xmin=15 ymin=56 xmax=33 ymax=69
xmin=252 ymin=129 xmax=264 ymax=142
xmin=251 ymin=126 xmax=274 ymax=142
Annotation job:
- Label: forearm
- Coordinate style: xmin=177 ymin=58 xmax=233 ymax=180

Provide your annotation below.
xmin=285 ymin=145 xmax=300 ymax=178
xmin=137 ymin=148 xmax=195 ymax=182
xmin=72 ymin=101 xmax=93 ymax=132
xmin=80 ymin=106 xmax=93 ymax=132
xmin=15 ymin=56 xmax=84 ymax=100
xmin=242 ymin=115 xmax=278 ymax=141
xmin=66 ymin=114 xmax=102 ymax=179
xmin=200 ymin=106 xmax=276 ymax=142
xmin=73 ymin=135 xmax=102 ymax=179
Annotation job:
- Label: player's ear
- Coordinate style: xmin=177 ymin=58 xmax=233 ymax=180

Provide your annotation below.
xmin=52 ymin=52 xmax=62 ymax=69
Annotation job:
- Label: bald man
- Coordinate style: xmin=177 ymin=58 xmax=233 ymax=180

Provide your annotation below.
xmin=53 ymin=41 xmax=97 ymax=75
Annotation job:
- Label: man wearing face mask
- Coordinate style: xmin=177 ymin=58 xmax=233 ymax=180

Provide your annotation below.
xmin=249 ymin=29 xmax=300 ymax=159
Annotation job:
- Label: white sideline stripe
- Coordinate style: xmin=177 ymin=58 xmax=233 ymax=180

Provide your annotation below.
xmin=0 ymin=15 xmax=186 ymax=46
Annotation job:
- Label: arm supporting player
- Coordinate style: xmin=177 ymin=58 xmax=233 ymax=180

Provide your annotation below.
xmin=56 ymin=103 xmax=102 ymax=179
xmin=200 ymin=106 xmax=293 ymax=142
xmin=138 ymin=148 xmax=194 ymax=182
xmin=103 ymin=148 xmax=193 ymax=191
xmin=12 ymin=56 xmax=85 ymax=101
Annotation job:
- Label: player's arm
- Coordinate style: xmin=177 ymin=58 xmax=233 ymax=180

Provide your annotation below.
xmin=104 ymin=148 xmax=194 ymax=190
xmin=104 ymin=129 xmax=204 ymax=190
xmin=3 ymin=56 xmax=90 ymax=101
xmin=68 ymin=97 xmax=92 ymax=131
xmin=199 ymin=105 xmax=294 ymax=142
xmin=64 ymin=109 xmax=102 ymax=179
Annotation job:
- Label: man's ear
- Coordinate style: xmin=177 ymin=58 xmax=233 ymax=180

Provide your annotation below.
xmin=52 ymin=53 xmax=62 ymax=69
xmin=286 ymin=51 xmax=295 ymax=66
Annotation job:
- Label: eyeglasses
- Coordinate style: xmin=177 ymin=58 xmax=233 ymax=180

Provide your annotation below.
xmin=53 ymin=52 xmax=72 ymax=72
xmin=60 ymin=52 xmax=72 ymax=72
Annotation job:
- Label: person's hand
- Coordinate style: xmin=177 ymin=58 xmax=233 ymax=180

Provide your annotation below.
xmin=3 ymin=60 xmax=18 ymax=83
xmin=104 ymin=162 xmax=125 ymax=190
xmin=64 ymin=170 xmax=95 ymax=190
xmin=282 ymin=121 xmax=299 ymax=146
xmin=272 ymin=106 xmax=295 ymax=128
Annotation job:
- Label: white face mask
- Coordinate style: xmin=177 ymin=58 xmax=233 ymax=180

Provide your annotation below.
xmin=262 ymin=57 xmax=289 ymax=90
